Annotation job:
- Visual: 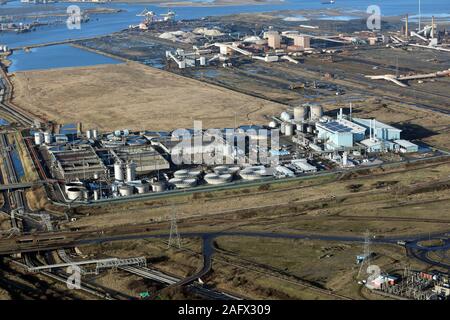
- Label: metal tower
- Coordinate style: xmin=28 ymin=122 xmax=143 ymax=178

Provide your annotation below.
xmin=357 ymin=230 xmax=372 ymax=279
xmin=168 ymin=206 xmax=181 ymax=249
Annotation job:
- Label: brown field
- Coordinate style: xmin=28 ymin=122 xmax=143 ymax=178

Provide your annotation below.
xmin=11 ymin=62 xmax=285 ymax=131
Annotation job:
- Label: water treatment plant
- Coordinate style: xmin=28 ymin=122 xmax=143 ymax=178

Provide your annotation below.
xmin=0 ymin=0 xmax=450 ymax=304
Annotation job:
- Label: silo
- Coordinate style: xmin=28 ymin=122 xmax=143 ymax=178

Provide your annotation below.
xmin=34 ymin=132 xmax=43 ymax=145
xmin=86 ymin=130 xmax=92 ymax=139
xmin=126 ymin=161 xmax=136 ymax=182
xmin=285 ymin=123 xmax=294 ymax=136
xmin=114 ymin=162 xmax=124 ymax=181
xmin=310 ymin=105 xmax=323 ymax=121
xmin=43 ymin=132 xmax=52 ymax=144
xmin=92 ymin=129 xmax=98 ymax=139
xmin=294 ymin=106 xmax=307 ymax=121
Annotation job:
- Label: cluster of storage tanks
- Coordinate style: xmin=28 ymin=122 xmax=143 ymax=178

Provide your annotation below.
xmin=269 ymin=104 xmax=323 ymax=136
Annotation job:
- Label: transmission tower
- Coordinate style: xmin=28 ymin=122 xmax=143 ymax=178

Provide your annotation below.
xmin=357 ymin=230 xmax=372 ymax=279
xmin=167 ymin=206 xmax=181 ymax=249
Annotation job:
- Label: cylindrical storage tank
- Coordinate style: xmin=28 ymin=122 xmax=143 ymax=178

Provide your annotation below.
xmin=199 ymin=56 xmax=206 ymax=66
xmin=285 ymin=123 xmax=294 ymax=136
xmin=93 ymin=189 xmax=100 ymax=201
xmin=151 ymin=181 xmax=166 ymax=192
xmin=43 ymin=132 xmax=52 ymax=144
xmin=64 ymin=182 xmax=84 ymax=193
xmin=114 ymin=162 xmax=124 ymax=181
xmin=135 ymin=183 xmax=150 ymax=194
xmin=174 ymin=169 xmax=189 ymax=179
xmin=86 ymin=130 xmax=92 ymax=139
xmin=118 ymin=184 xmax=133 ymax=197
xmin=92 ymin=129 xmax=98 ymax=139
xmin=66 ymin=187 xmax=83 ymax=201
xmin=280 ymin=122 xmax=286 ymax=134
xmin=307 ymin=125 xmax=313 ymax=133
xmin=268 ymin=121 xmax=277 ymax=128
xmin=294 ymin=106 xmax=307 ymax=121
xmin=310 ymin=105 xmax=323 ymax=121
xmin=280 ymin=111 xmax=292 ymax=121
xmin=34 ymin=132 xmax=43 ymax=145
xmin=126 ymin=161 xmax=136 ymax=182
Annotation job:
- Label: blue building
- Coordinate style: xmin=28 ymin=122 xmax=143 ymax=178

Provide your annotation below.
xmin=352 ymin=118 xmax=401 ymax=141
xmin=316 ymin=119 xmax=366 ymax=150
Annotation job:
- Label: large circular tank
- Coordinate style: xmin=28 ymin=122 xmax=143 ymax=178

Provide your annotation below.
xmin=135 ymin=183 xmax=150 ymax=194
xmin=151 ymin=181 xmax=166 ymax=192
xmin=66 ymin=187 xmax=83 ymax=201
xmin=239 ymin=166 xmax=265 ymax=180
xmin=310 ymin=105 xmax=323 ymax=121
xmin=169 ymin=178 xmax=197 ymax=189
xmin=204 ymin=173 xmax=233 ymax=185
xmin=114 ymin=162 xmax=124 ymax=181
xmin=173 ymin=169 xmax=189 ymax=178
xmin=64 ymin=182 xmax=84 ymax=193
xmin=118 ymin=184 xmax=134 ymax=197
xmin=126 ymin=161 xmax=136 ymax=182
xmin=294 ymin=106 xmax=307 ymax=121
xmin=285 ymin=123 xmax=294 ymax=136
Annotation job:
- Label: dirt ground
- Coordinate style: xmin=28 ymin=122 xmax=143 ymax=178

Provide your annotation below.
xmin=11 ymin=62 xmax=285 ymax=131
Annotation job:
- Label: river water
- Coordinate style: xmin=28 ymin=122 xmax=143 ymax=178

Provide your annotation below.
xmin=1 ymin=0 xmax=449 ymax=71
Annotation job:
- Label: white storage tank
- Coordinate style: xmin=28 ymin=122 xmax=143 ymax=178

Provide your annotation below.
xmin=151 ymin=181 xmax=166 ymax=192
xmin=92 ymin=129 xmax=98 ymax=139
xmin=268 ymin=121 xmax=277 ymax=128
xmin=135 ymin=183 xmax=150 ymax=194
xmin=294 ymin=106 xmax=307 ymax=121
xmin=126 ymin=161 xmax=136 ymax=182
xmin=86 ymin=130 xmax=92 ymax=139
xmin=280 ymin=122 xmax=286 ymax=135
xmin=285 ymin=123 xmax=294 ymax=136
xmin=310 ymin=105 xmax=323 ymax=121
xmin=34 ymin=132 xmax=43 ymax=145
xmin=66 ymin=187 xmax=83 ymax=201
xmin=64 ymin=182 xmax=84 ymax=193
xmin=114 ymin=162 xmax=124 ymax=181
xmin=43 ymin=132 xmax=52 ymax=144
xmin=118 ymin=184 xmax=134 ymax=197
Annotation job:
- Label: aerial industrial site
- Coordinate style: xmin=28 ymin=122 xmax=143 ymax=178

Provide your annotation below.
xmin=0 ymin=0 xmax=449 ymax=303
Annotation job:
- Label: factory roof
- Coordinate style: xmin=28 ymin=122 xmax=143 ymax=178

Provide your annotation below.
xmin=394 ymin=139 xmax=418 ymax=149
xmin=352 ymin=118 xmax=401 ymax=131
xmin=338 ymin=119 xmax=366 ymax=134
xmin=360 ymin=138 xmax=383 ymax=147
xmin=316 ymin=121 xmax=355 ymax=134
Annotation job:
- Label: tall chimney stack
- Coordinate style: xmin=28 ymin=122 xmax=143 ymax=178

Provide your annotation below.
xmin=431 ymin=15 xmax=435 ymax=38
xmin=405 ymin=14 xmax=409 ymax=38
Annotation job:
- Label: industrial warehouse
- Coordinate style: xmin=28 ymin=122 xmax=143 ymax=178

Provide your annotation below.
xmin=30 ymin=103 xmax=432 ymax=204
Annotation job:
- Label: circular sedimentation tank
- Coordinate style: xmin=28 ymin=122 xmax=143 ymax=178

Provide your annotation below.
xmin=204 ymin=173 xmax=233 ymax=185
xmin=169 ymin=177 xmax=197 ymax=189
